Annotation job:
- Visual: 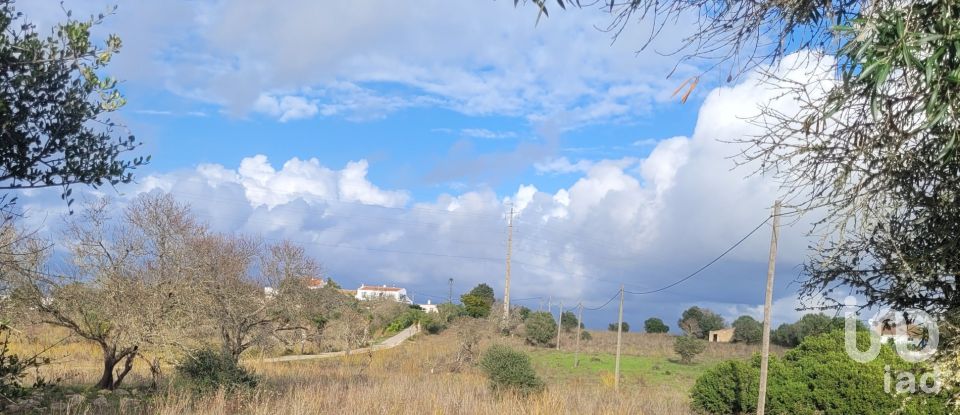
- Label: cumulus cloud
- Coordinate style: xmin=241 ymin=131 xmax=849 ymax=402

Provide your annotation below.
xmin=13 ymin=52 xmax=830 ymax=328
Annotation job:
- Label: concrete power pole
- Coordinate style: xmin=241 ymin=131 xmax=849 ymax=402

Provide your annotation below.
xmin=448 ymin=278 xmax=453 ymax=304
xmin=574 ymin=302 xmax=583 ymax=368
xmin=757 ymin=200 xmax=781 ymax=415
xmin=556 ymin=301 xmax=563 ymax=350
xmin=502 ymin=204 xmax=514 ymax=320
xmin=615 ymin=284 xmax=624 ymax=390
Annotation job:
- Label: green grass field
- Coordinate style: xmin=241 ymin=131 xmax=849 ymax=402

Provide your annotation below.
xmin=529 ymin=350 xmax=715 ymax=391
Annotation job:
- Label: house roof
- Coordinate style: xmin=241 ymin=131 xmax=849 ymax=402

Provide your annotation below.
xmin=358 ymin=284 xmax=404 ymax=292
xmin=306 ymin=277 xmax=326 ymax=288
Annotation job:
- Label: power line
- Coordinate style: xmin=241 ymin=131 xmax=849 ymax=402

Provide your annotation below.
xmin=624 ymin=216 xmax=771 ymax=295
xmin=584 ymin=290 xmax=620 ymax=311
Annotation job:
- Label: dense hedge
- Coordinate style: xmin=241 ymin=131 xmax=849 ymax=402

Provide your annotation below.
xmin=690 ymin=331 xmax=951 ymax=414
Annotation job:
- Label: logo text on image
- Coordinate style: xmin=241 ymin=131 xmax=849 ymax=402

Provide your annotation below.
xmin=843 ymin=296 xmax=941 ymax=394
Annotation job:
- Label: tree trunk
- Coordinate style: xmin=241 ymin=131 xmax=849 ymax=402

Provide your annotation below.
xmin=94 ymin=344 xmax=138 ymax=390
xmin=95 ymin=349 xmax=117 ymax=390
xmin=113 ymin=351 xmax=136 ymax=388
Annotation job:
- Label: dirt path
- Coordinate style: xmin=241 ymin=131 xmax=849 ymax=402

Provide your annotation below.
xmin=260 ymin=325 xmax=419 ymax=363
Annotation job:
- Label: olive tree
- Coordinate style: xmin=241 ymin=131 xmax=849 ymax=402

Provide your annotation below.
xmin=0 ymin=1 xmax=147 ymax=209
xmin=11 ymin=194 xmax=198 ymax=389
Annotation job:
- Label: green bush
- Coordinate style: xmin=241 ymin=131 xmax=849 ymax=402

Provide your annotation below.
xmin=385 ymin=309 xmax=427 ymax=333
xmin=674 ymin=335 xmax=706 ymax=364
xmin=607 ymin=321 xmax=630 ymax=332
xmin=644 ymin=317 xmax=670 ymax=333
xmin=580 ymin=330 xmax=592 ymax=341
xmin=479 ymin=345 xmax=544 ymax=395
xmin=691 ymin=359 xmax=759 ymax=414
xmin=524 ymin=311 xmax=557 ymax=346
xmin=690 ymin=331 xmax=952 ymax=415
xmin=175 ymin=348 xmax=258 ymax=392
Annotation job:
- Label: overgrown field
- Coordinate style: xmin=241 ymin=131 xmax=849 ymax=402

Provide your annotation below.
xmin=7 ymin=323 xmax=775 ymax=414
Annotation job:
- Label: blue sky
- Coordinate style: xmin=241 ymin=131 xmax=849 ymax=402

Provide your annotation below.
xmin=14 ymin=1 xmax=830 ymax=329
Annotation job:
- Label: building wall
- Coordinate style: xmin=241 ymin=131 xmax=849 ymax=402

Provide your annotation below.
xmin=708 ymin=328 xmax=735 ymax=343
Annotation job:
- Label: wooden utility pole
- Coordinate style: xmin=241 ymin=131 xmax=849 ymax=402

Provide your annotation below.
xmin=615 ymin=284 xmax=624 ymax=390
xmin=503 ymin=204 xmax=514 ymax=320
xmin=575 ymin=302 xmax=583 ymax=367
xmin=757 ymin=200 xmax=781 ymax=415
xmin=556 ymin=301 xmax=563 ymax=350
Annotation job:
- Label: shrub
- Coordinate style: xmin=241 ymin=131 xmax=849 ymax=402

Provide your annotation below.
xmin=175 ymin=348 xmax=258 ymax=392
xmin=524 ymin=311 xmax=557 ymax=346
xmin=424 ymin=319 xmax=446 ymax=334
xmin=560 ymin=311 xmax=580 ymax=332
xmin=385 ymin=309 xmax=426 ymax=333
xmin=691 ymin=359 xmax=759 ymax=414
xmin=674 ymin=335 xmax=706 ymax=364
xmin=644 ymin=317 xmax=670 ymax=333
xmin=580 ymin=330 xmax=592 ymax=341
xmin=479 ymin=345 xmax=544 ymax=395
xmin=607 ymin=321 xmax=630 ymax=332
xmin=732 ymin=315 xmax=763 ymax=344
xmin=516 ymin=306 xmax=531 ymax=320
xmin=690 ymin=331 xmax=953 ymax=415
xmin=0 ymin=323 xmax=48 ymax=402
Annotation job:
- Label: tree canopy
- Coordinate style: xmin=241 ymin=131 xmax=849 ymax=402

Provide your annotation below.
xmin=460 ymin=283 xmax=496 ymax=318
xmin=679 ymin=307 xmax=725 ymax=339
xmin=0 ymin=1 xmax=146 ymax=211
xmin=731 ymin=316 xmax=762 ymax=344
xmin=643 ymin=317 xmax=669 ymax=334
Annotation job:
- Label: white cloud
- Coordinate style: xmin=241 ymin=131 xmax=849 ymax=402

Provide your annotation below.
xmin=253 ymin=94 xmax=319 ymax=122
xmin=13 ymin=52 xmax=831 ymax=328
xmin=460 ymin=128 xmax=517 ymax=139
xmin=533 ymin=157 xmax=594 ymax=175
xmin=26 ymin=1 xmax=700 ymax=124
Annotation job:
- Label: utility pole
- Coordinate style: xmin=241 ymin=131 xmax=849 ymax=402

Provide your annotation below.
xmin=757 ymin=200 xmax=781 ymax=415
xmin=615 ymin=284 xmax=624 ymax=390
xmin=448 ymin=278 xmax=453 ymax=303
xmin=556 ymin=301 xmax=563 ymax=350
xmin=575 ymin=302 xmax=583 ymax=368
xmin=503 ymin=204 xmax=514 ymax=320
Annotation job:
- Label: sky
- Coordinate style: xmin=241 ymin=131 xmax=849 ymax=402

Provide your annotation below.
xmin=12 ymin=1 xmax=835 ymax=330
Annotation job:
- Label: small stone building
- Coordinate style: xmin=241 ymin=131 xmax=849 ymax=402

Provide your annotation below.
xmin=708 ymin=328 xmax=735 ymax=343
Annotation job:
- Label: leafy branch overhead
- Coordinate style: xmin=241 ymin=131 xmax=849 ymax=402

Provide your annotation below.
xmin=0 ymin=1 xmax=147 ymax=210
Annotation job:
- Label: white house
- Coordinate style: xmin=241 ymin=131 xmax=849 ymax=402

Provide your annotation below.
xmin=356 ymin=284 xmax=411 ymax=304
xmin=418 ymin=299 xmax=439 ymax=313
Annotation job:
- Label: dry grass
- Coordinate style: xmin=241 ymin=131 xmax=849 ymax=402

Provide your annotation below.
xmin=7 ymin=324 xmax=775 ymax=414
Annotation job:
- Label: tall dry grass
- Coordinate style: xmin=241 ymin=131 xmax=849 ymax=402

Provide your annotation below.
xmin=8 ymin=323 xmax=770 ymax=414
xmin=152 ymin=331 xmax=693 ymax=415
